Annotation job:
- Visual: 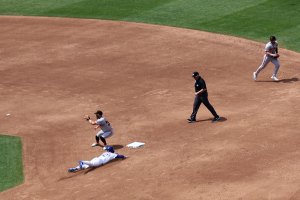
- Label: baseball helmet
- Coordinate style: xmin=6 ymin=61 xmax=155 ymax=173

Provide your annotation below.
xmin=104 ymin=146 xmax=114 ymax=153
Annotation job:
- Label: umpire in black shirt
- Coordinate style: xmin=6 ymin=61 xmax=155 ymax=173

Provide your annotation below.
xmin=188 ymin=71 xmax=220 ymax=123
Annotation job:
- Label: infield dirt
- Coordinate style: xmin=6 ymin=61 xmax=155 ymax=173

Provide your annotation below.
xmin=1 ymin=16 xmax=300 ymax=200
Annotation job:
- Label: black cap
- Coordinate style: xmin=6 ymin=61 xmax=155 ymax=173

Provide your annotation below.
xmin=94 ymin=110 xmax=103 ymax=115
xmin=270 ymin=36 xmax=276 ymax=41
xmin=192 ymin=71 xmax=199 ymax=77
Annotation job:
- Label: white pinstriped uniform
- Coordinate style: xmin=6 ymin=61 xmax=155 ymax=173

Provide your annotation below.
xmin=81 ymin=152 xmax=118 ymax=168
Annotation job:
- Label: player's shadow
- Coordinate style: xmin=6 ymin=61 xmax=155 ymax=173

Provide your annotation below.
xmin=58 ymin=170 xmax=86 ymax=181
xmin=97 ymin=144 xmax=124 ymax=150
xmin=196 ymin=118 xmax=211 ymax=122
xmin=195 ymin=116 xmax=227 ymax=123
xmin=215 ymin=116 xmax=227 ymax=122
xmin=256 ymin=77 xmax=299 ymax=83
xmin=111 ymin=144 xmax=124 ymax=150
xmin=279 ymin=77 xmax=299 ymax=83
xmin=84 ymin=167 xmax=97 ymax=174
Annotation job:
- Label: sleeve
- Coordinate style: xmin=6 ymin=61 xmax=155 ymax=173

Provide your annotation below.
xmin=116 ymin=154 xmax=126 ymax=159
xmin=96 ymin=118 xmax=104 ymax=126
xmin=202 ymin=79 xmax=207 ymax=89
xmin=265 ymin=43 xmax=271 ymax=52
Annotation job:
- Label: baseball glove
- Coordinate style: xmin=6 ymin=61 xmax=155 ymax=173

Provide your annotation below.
xmin=273 ymin=53 xmax=280 ymax=58
xmin=84 ymin=115 xmax=90 ymax=121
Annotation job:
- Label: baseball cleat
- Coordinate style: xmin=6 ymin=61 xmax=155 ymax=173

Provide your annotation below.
xmin=212 ymin=116 xmax=220 ymax=123
xmin=187 ymin=118 xmax=196 ymax=123
xmin=91 ymin=143 xmax=100 ymax=147
xmin=68 ymin=168 xmax=78 ymax=173
xmin=253 ymin=72 xmax=257 ymax=81
xmin=79 ymin=161 xmax=84 ymax=169
xmin=271 ymin=75 xmax=279 ymax=81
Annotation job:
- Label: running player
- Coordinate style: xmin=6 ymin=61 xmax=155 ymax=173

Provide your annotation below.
xmin=253 ymin=36 xmax=280 ymax=81
xmin=68 ymin=146 xmax=126 ymax=172
xmin=84 ymin=110 xmax=113 ymax=147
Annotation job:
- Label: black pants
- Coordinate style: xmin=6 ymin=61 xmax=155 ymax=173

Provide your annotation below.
xmin=190 ymin=94 xmax=218 ymax=120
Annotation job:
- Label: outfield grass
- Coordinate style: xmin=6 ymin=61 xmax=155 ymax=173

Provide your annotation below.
xmin=0 ymin=135 xmax=23 ymax=192
xmin=0 ymin=0 xmax=299 ymax=52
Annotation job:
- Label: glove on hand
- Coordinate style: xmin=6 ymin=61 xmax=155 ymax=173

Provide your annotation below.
xmin=84 ymin=115 xmax=90 ymax=121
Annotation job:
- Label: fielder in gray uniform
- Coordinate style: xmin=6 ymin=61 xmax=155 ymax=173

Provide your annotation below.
xmin=84 ymin=110 xmax=113 ymax=147
xmin=253 ymin=36 xmax=280 ymax=81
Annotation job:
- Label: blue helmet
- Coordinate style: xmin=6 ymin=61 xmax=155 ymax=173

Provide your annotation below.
xmin=104 ymin=146 xmax=114 ymax=153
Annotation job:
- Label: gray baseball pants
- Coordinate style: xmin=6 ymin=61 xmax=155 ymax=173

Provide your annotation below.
xmin=255 ymin=55 xmax=280 ymax=77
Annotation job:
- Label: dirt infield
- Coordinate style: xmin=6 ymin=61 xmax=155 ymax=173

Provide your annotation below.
xmin=1 ymin=16 xmax=300 ymax=200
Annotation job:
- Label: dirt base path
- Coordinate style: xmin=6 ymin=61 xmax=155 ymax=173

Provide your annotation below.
xmin=1 ymin=16 xmax=300 ymax=200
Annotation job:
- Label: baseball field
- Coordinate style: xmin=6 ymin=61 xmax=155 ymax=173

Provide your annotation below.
xmin=1 ymin=0 xmax=300 ymax=199
xmin=0 ymin=135 xmax=23 ymax=192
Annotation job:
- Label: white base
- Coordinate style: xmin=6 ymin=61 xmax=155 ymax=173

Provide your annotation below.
xmin=127 ymin=142 xmax=145 ymax=148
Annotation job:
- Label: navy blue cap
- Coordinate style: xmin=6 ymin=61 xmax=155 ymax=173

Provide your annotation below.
xmin=192 ymin=71 xmax=199 ymax=77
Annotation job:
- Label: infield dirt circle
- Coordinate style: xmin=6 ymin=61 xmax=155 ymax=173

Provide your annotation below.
xmin=1 ymin=16 xmax=300 ymax=200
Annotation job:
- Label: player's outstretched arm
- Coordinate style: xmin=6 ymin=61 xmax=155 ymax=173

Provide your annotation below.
xmin=84 ymin=115 xmax=97 ymax=125
xmin=116 ymin=154 xmax=126 ymax=159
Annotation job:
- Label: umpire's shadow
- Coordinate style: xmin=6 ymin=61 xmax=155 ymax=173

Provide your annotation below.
xmin=196 ymin=116 xmax=227 ymax=123
xmin=216 ymin=116 xmax=227 ymax=122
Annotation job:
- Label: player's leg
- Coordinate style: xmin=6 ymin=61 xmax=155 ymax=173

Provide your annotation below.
xmin=254 ymin=55 xmax=271 ymax=79
xmin=92 ymin=131 xmax=104 ymax=147
xmin=80 ymin=160 xmax=93 ymax=168
xmin=99 ymin=130 xmax=113 ymax=146
xmin=90 ymin=157 xmax=104 ymax=167
xmin=78 ymin=157 xmax=103 ymax=168
xmin=99 ymin=136 xmax=107 ymax=146
xmin=271 ymin=58 xmax=280 ymax=79
xmin=68 ymin=160 xmax=93 ymax=172
xmin=68 ymin=163 xmax=88 ymax=172
xmin=189 ymin=96 xmax=202 ymax=122
xmin=201 ymin=95 xmax=219 ymax=121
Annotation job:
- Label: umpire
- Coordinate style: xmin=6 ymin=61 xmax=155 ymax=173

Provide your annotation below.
xmin=187 ymin=71 xmax=220 ymax=123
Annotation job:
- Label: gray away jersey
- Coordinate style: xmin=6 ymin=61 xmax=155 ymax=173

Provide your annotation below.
xmin=96 ymin=117 xmax=112 ymax=132
xmin=265 ymin=41 xmax=278 ymax=54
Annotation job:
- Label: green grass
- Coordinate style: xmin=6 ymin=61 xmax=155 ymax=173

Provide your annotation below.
xmin=0 ymin=135 xmax=23 ymax=192
xmin=0 ymin=0 xmax=299 ymax=51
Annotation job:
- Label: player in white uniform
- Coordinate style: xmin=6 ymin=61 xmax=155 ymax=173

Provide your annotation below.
xmin=84 ymin=110 xmax=113 ymax=147
xmin=253 ymin=36 xmax=280 ymax=81
xmin=68 ymin=146 xmax=126 ymax=172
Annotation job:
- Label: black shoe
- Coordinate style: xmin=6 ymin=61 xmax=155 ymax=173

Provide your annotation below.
xmin=212 ymin=116 xmax=220 ymax=123
xmin=187 ymin=118 xmax=196 ymax=123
